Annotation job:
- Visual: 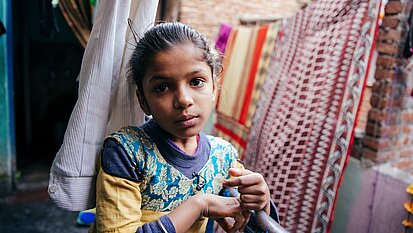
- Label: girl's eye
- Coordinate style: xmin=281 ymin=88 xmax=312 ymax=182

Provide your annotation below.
xmin=190 ymin=78 xmax=205 ymax=87
xmin=154 ymin=84 xmax=170 ymax=93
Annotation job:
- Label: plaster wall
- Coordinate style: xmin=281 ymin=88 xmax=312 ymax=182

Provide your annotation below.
xmin=331 ymin=158 xmax=408 ymax=233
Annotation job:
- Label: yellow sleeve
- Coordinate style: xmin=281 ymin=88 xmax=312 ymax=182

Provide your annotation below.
xmin=91 ymin=169 xmax=143 ymax=233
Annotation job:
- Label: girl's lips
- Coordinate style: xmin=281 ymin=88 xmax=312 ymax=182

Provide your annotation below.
xmin=175 ymin=115 xmax=198 ymax=127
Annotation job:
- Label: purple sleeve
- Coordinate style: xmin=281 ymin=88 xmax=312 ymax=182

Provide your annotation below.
xmin=135 ymin=215 xmax=176 ymax=233
xmin=101 ymin=139 xmax=142 ymax=182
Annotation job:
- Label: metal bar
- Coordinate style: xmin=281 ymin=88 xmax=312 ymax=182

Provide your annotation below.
xmin=227 ymin=188 xmax=288 ymax=233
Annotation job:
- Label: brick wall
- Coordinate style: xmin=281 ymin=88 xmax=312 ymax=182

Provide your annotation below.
xmin=362 ymin=0 xmax=413 ymax=162
xmin=179 ymin=0 xmax=305 ymax=41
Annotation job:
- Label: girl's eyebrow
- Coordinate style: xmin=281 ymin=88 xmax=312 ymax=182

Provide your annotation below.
xmin=184 ymin=69 xmax=210 ymax=78
xmin=149 ymin=76 xmax=170 ymax=82
xmin=150 ymin=69 xmax=210 ymax=83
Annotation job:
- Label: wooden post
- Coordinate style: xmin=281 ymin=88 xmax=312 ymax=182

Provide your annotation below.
xmin=160 ymin=0 xmax=181 ymax=21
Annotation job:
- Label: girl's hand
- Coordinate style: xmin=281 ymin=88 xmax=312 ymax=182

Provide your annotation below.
xmin=215 ymin=210 xmax=251 ymax=233
xmin=222 ymin=168 xmax=271 ymax=214
xmin=168 ymin=193 xmax=248 ymax=233
xmin=200 ymin=194 xmax=249 ymax=232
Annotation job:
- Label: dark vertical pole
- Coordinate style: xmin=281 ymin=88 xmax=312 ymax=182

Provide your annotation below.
xmin=6 ymin=0 xmax=16 ymax=190
xmin=0 ymin=0 xmax=16 ymax=193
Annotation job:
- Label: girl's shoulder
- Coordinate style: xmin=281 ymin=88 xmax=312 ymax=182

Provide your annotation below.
xmin=206 ymin=135 xmax=238 ymax=158
xmin=106 ymin=125 xmax=155 ymax=165
xmin=206 ymin=135 xmax=234 ymax=148
xmin=101 ymin=126 xmax=151 ymax=183
xmin=107 ymin=124 xmax=156 ymax=151
xmin=109 ymin=125 xmax=149 ymax=142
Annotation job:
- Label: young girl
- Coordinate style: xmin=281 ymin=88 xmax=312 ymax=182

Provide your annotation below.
xmin=90 ymin=22 xmax=279 ymax=233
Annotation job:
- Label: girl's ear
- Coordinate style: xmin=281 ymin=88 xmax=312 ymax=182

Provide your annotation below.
xmin=212 ymin=81 xmax=218 ymax=102
xmin=136 ymin=89 xmax=151 ymax=115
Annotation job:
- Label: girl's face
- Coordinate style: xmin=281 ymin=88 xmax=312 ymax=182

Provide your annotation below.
xmin=138 ymin=43 xmax=215 ymax=142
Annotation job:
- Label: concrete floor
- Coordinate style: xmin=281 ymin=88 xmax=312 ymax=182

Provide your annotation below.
xmin=0 ymin=187 xmax=89 ymax=233
xmin=0 ymin=163 xmax=89 ymax=233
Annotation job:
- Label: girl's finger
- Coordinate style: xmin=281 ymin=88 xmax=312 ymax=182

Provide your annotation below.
xmin=240 ymin=210 xmax=251 ymax=232
xmin=230 ymin=213 xmax=246 ymax=233
xmin=228 ymin=168 xmax=253 ymax=177
xmin=237 ymin=185 xmax=267 ymax=195
xmin=239 ymin=194 xmax=265 ymax=203
xmin=240 ymin=202 xmax=267 ymax=211
xmin=223 ymin=173 xmax=263 ymax=187
xmin=216 ymin=217 xmax=234 ymax=232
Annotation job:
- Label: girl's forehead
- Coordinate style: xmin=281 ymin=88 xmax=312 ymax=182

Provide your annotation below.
xmin=155 ymin=43 xmax=203 ymax=59
xmin=150 ymin=44 xmax=209 ymax=71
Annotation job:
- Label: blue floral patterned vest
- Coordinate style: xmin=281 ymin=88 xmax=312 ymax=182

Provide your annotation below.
xmin=109 ymin=126 xmax=239 ymax=212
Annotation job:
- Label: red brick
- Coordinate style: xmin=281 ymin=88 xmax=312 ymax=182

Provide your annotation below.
xmin=402 ymin=111 xmax=413 ymax=123
xmin=367 ymin=108 xmax=401 ymax=124
xmin=378 ymin=28 xmax=402 ymax=42
xmin=379 ymin=150 xmax=398 ymax=162
xmin=374 ymin=68 xmax=397 ymax=80
xmin=362 ymin=148 xmax=396 ymax=162
xmin=387 ymin=125 xmax=402 ymax=137
xmin=371 ymin=80 xmax=392 ymax=95
xmin=404 ymin=87 xmax=413 ymax=96
xmin=376 ymin=55 xmax=400 ymax=68
xmin=370 ymin=95 xmax=390 ymax=108
xmin=381 ymin=16 xmax=400 ymax=28
xmin=362 ymin=148 xmax=378 ymax=160
xmin=396 ymin=137 xmax=410 ymax=147
xmin=362 ymin=136 xmax=391 ymax=151
xmin=400 ymin=148 xmax=413 ymax=159
xmin=385 ymin=1 xmax=403 ymax=15
xmin=403 ymin=125 xmax=412 ymax=134
xmin=364 ymin=123 xmax=402 ymax=138
xmin=392 ymin=159 xmax=413 ymax=169
xmin=376 ymin=42 xmax=400 ymax=55
xmin=365 ymin=123 xmax=380 ymax=137
xmin=367 ymin=109 xmax=386 ymax=122
xmin=391 ymin=98 xmax=403 ymax=108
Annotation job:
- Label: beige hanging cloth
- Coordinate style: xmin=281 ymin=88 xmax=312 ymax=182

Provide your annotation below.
xmin=48 ymin=0 xmax=159 ymax=211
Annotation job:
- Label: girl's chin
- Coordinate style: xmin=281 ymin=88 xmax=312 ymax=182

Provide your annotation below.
xmin=170 ymin=128 xmax=202 ymax=140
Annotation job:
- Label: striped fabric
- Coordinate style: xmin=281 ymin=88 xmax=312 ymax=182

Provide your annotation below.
xmin=245 ymin=0 xmax=381 ymax=232
xmin=48 ymin=0 xmax=158 ymax=211
xmin=215 ymin=23 xmax=233 ymax=54
xmin=214 ymin=22 xmax=280 ymax=159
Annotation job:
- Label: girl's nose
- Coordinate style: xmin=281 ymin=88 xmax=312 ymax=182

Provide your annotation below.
xmin=174 ymin=88 xmax=194 ymax=109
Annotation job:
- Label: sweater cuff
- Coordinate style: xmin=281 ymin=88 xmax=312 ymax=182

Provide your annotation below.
xmin=157 ymin=215 xmax=176 ymax=233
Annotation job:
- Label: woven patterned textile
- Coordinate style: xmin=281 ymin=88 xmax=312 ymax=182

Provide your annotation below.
xmin=245 ymin=0 xmax=381 ymax=232
xmin=214 ymin=22 xmax=280 ymax=159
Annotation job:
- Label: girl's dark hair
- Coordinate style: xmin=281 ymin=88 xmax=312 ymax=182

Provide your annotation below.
xmin=130 ymin=22 xmax=221 ymax=94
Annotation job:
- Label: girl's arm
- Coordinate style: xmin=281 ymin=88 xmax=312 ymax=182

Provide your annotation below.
xmin=94 ymin=169 xmax=247 ymax=233
xmin=93 ymin=139 xmax=248 ymax=233
xmin=168 ymin=193 xmax=248 ymax=233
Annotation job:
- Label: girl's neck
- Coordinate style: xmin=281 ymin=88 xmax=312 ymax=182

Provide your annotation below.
xmin=169 ymin=135 xmax=199 ymax=155
xmin=150 ymin=119 xmax=200 ymax=155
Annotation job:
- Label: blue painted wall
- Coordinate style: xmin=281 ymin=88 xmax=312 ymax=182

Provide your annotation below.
xmin=0 ymin=0 xmax=15 ymax=193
